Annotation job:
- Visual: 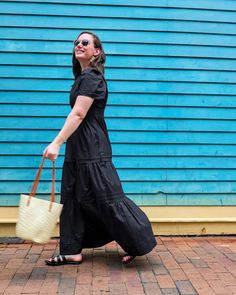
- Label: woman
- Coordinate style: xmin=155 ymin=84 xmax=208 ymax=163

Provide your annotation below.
xmin=43 ymin=31 xmax=157 ymax=266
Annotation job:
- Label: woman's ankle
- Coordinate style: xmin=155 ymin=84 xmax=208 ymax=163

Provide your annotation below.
xmin=65 ymin=253 xmax=82 ymax=260
xmin=66 ymin=253 xmax=82 ymax=256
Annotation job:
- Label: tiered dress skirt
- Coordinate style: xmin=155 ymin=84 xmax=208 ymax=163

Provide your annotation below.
xmin=59 ymin=158 xmax=157 ymax=256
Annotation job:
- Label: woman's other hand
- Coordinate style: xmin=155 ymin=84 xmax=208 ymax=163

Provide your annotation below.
xmin=43 ymin=142 xmax=60 ymax=161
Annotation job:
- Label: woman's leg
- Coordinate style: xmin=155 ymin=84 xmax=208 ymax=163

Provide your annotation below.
xmin=59 ymin=161 xmax=85 ymax=256
xmin=45 ymin=198 xmax=84 ymax=265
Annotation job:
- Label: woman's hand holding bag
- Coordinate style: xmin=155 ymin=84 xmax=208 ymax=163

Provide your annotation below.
xmin=16 ymin=157 xmax=63 ymax=243
xmin=43 ymin=142 xmax=60 ymax=161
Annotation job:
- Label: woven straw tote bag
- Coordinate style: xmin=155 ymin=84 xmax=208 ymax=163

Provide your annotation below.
xmin=16 ymin=157 xmax=63 ymax=243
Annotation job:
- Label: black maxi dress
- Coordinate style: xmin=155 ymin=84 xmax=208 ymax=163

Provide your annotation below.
xmin=60 ymin=68 xmax=157 ymax=256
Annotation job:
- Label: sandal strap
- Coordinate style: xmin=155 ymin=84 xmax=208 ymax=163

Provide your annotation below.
xmin=53 ymin=255 xmax=65 ymax=264
xmin=61 ymin=255 xmax=67 ymax=263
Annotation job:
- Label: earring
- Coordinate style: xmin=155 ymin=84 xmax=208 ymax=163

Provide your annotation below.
xmin=90 ymin=56 xmax=96 ymax=63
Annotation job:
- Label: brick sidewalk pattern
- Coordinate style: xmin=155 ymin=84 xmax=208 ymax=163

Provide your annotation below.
xmin=1 ymin=237 xmax=236 ymax=294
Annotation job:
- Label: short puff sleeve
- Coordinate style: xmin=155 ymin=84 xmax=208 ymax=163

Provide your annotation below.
xmin=77 ymin=69 xmax=106 ymax=100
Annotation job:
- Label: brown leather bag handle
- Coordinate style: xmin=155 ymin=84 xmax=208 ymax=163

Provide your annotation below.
xmin=27 ymin=157 xmax=56 ymax=211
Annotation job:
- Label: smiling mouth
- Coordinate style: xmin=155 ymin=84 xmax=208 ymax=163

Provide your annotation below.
xmin=75 ymin=50 xmax=84 ymax=54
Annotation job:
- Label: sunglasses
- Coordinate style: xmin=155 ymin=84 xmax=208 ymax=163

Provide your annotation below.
xmin=73 ymin=39 xmax=90 ymax=47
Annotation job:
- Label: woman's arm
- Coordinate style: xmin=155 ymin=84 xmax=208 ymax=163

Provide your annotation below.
xmin=43 ymin=95 xmax=94 ymax=161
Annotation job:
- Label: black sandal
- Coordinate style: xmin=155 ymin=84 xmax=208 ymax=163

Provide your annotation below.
xmin=45 ymin=255 xmax=82 ymax=266
xmin=121 ymin=254 xmax=136 ymax=265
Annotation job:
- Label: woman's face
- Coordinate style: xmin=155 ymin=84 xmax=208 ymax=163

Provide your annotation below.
xmin=74 ymin=33 xmax=100 ymax=63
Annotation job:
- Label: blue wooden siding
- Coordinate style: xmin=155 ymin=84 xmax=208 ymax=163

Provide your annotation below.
xmin=1 ymin=0 xmax=236 ymax=206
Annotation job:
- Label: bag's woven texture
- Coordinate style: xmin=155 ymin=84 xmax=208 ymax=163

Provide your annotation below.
xmin=16 ymin=194 xmax=63 ymax=243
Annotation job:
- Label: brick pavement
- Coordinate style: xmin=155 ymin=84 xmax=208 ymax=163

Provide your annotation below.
xmin=1 ymin=237 xmax=236 ymax=294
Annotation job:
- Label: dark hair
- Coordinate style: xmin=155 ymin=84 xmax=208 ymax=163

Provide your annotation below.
xmin=72 ymin=31 xmax=106 ymax=79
